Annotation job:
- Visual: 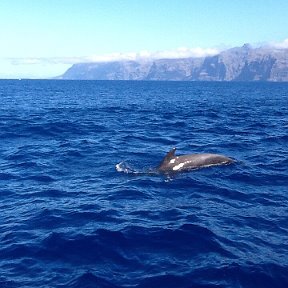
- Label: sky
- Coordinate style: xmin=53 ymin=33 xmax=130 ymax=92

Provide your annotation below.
xmin=1 ymin=0 xmax=288 ymax=79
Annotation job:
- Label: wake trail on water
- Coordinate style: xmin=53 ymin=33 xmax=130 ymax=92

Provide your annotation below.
xmin=115 ymin=161 xmax=158 ymax=176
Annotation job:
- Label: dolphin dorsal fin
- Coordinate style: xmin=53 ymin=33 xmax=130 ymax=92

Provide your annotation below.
xmin=158 ymin=148 xmax=177 ymax=171
xmin=163 ymin=147 xmax=177 ymax=162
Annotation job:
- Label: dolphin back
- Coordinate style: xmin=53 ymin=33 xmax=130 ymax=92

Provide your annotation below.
xmin=158 ymin=148 xmax=233 ymax=173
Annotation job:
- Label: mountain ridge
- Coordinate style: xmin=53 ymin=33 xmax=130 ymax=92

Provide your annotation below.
xmin=58 ymin=44 xmax=288 ymax=81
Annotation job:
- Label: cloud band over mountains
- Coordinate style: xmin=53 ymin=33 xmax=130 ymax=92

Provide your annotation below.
xmin=7 ymin=38 xmax=288 ymax=74
xmin=8 ymin=47 xmax=222 ymax=66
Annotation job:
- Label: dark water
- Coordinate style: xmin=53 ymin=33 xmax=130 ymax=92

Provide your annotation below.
xmin=0 ymin=80 xmax=287 ymax=288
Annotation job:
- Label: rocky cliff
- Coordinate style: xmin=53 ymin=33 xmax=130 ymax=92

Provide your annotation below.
xmin=58 ymin=44 xmax=288 ymax=81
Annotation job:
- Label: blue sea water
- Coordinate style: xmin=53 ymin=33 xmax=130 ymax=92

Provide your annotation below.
xmin=0 ymin=80 xmax=287 ymax=288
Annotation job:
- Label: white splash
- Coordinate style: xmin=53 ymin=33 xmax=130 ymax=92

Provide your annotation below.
xmin=115 ymin=162 xmax=134 ymax=174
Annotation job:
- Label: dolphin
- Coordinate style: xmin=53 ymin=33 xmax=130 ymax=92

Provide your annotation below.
xmin=158 ymin=148 xmax=233 ymax=173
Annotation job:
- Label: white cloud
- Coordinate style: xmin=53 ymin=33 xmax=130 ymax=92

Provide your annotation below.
xmin=8 ymin=47 xmax=220 ymax=66
xmin=268 ymin=38 xmax=288 ymax=49
xmin=0 ymin=58 xmax=70 ymax=79
xmin=9 ymin=57 xmax=84 ymax=65
xmin=151 ymin=47 xmax=219 ymax=59
xmin=88 ymin=47 xmax=219 ymax=62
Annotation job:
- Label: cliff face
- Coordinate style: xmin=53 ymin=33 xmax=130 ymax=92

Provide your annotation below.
xmin=58 ymin=45 xmax=288 ymax=81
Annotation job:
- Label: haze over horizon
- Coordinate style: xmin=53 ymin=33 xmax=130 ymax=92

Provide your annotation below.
xmin=1 ymin=0 xmax=288 ymax=79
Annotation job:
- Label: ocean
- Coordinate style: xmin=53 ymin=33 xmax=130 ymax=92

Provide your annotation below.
xmin=0 ymin=80 xmax=287 ymax=288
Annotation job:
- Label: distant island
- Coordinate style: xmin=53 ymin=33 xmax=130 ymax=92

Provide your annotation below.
xmin=57 ymin=44 xmax=288 ymax=81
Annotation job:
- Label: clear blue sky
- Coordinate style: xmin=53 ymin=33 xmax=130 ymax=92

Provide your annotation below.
xmin=1 ymin=0 xmax=288 ymax=78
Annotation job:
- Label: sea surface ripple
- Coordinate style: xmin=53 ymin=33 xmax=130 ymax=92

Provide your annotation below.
xmin=0 ymin=80 xmax=288 ymax=287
